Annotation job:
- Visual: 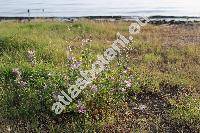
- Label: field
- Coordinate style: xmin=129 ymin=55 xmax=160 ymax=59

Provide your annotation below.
xmin=0 ymin=19 xmax=200 ymax=132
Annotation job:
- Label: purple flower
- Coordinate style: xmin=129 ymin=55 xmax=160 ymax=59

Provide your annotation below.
xmin=139 ymin=104 xmax=147 ymax=111
xmin=123 ymin=67 xmax=130 ymax=73
xmin=78 ymin=106 xmax=86 ymax=114
xmin=124 ymin=80 xmax=132 ymax=88
xmin=77 ymin=101 xmax=86 ymax=114
xmin=123 ymin=69 xmax=128 ymax=73
xmin=27 ymin=50 xmax=35 ymax=60
xmin=18 ymin=81 xmax=27 ymax=88
xmin=12 ymin=68 xmax=21 ymax=79
xmin=71 ymin=61 xmax=82 ymax=69
xmin=91 ymin=85 xmax=98 ymax=92
xmin=67 ymin=56 xmax=75 ymax=62
xmin=27 ymin=50 xmax=36 ymax=66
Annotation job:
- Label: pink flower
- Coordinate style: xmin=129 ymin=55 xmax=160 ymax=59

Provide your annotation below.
xmin=77 ymin=101 xmax=86 ymax=114
xmin=27 ymin=50 xmax=35 ymax=60
xmin=78 ymin=106 xmax=86 ymax=114
xmin=27 ymin=50 xmax=36 ymax=66
xmin=12 ymin=68 xmax=21 ymax=79
xmin=91 ymin=85 xmax=98 ymax=92
xmin=139 ymin=104 xmax=147 ymax=111
xmin=71 ymin=61 xmax=82 ymax=69
xmin=18 ymin=81 xmax=27 ymax=88
xmin=123 ymin=70 xmax=128 ymax=73
xmin=67 ymin=56 xmax=75 ymax=62
xmin=123 ymin=67 xmax=130 ymax=73
xmin=124 ymin=80 xmax=132 ymax=88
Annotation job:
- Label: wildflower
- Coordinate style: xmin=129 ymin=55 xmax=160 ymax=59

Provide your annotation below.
xmin=123 ymin=69 xmax=128 ymax=73
xmin=71 ymin=61 xmax=81 ymax=69
xmin=123 ymin=67 xmax=130 ymax=73
xmin=110 ymin=76 xmax=115 ymax=81
xmin=27 ymin=49 xmax=36 ymax=66
xmin=139 ymin=104 xmax=147 ymax=111
xmin=124 ymin=80 xmax=132 ymax=87
xmin=67 ymin=56 xmax=75 ymax=62
xmin=12 ymin=68 xmax=21 ymax=79
xmin=78 ymin=106 xmax=86 ymax=114
xmin=91 ymin=85 xmax=98 ymax=92
xmin=18 ymin=81 xmax=27 ymax=88
xmin=77 ymin=101 xmax=86 ymax=114
xmin=27 ymin=50 xmax=35 ymax=59
xmin=68 ymin=46 xmax=72 ymax=52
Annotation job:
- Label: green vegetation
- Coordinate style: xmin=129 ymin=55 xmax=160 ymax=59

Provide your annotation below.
xmin=0 ymin=20 xmax=200 ymax=132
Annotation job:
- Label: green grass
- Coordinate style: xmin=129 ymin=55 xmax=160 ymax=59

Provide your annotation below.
xmin=0 ymin=19 xmax=200 ymax=132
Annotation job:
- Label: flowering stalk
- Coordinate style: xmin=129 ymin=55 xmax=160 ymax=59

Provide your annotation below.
xmin=27 ymin=49 xmax=36 ymax=67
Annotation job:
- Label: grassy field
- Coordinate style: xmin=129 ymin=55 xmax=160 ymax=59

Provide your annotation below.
xmin=0 ymin=19 xmax=200 ymax=132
